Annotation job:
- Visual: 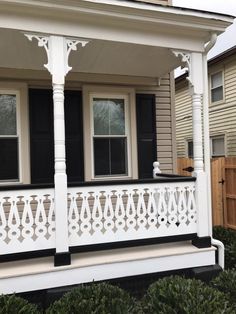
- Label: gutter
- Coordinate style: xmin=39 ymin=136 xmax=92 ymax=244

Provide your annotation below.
xmin=203 ymin=33 xmax=225 ymax=269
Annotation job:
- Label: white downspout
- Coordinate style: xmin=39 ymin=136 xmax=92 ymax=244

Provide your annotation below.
xmin=203 ymin=33 xmax=224 ymax=269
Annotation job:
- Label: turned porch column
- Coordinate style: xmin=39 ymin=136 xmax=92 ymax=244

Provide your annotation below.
xmin=173 ymin=51 xmax=211 ymax=248
xmin=25 ymin=34 xmax=88 ymax=266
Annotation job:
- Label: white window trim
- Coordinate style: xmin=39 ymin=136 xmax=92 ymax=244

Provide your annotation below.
xmin=210 ymin=70 xmax=225 ymax=105
xmin=0 ymin=83 xmax=30 ymax=185
xmin=83 ymin=85 xmax=138 ymax=181
xmin=210 ymin=135 xmax=226 ymax=157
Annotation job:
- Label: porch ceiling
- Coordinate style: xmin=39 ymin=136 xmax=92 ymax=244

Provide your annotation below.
xmin=0 ymin=29 xmax=180 ymax=78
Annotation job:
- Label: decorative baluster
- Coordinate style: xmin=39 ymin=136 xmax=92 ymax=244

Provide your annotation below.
xmin=68 ymin=193 xmax=80 ymax=237
xmin=126 ymin=189 xmax=136 ymax=230
xmin=0 ymin=197 xmax=7 ymax=243
xmin=35 ymin=195 xmax=47 ymax=239
xmin=103 ymin=191 xmax=115 ymax=232
xmin=92 ymin=192 xmax=103 ymax=233
xmin=8 ymin=196 xmax=21 ymax=242
xmin=114 ymin=191 xmax=126 ymax=230
xmin=21 ymin=197 xmax=34 ymax=240
xmin=147 ymin=188 xmax=158 ymax=229
xmin=136 ymin=189 xmax=147 ymax=229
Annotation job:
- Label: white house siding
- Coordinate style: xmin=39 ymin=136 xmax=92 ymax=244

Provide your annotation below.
xmin=137 ymin=73 xmax=175 ymax=173
xmin=175 ymin=52 xmax=236 ymax=158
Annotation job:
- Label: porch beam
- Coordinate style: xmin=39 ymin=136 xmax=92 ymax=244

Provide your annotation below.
xmin=25 ymin=33 xmax=89 ymax=266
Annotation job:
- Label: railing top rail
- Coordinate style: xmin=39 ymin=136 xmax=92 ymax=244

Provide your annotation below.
xmin=0 ymin=174 xmax=196 ymax=192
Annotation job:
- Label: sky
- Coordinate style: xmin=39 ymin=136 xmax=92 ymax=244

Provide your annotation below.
xmin=173 ymin=0 xmax=236 ymax=59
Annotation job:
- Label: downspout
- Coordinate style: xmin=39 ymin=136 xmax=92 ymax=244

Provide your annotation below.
xmin=203 ymin=33 xmax=224 ymax=269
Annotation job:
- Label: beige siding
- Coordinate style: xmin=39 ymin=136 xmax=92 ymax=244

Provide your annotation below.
xmin=137 ymin=74 xmax=175 ymax=173
xmin=175 ymin=53 xmax=236 ymax=158
xmin=134 ymin=0 xmax=170 ymax=5
xmin=0 ymin=68 xmax=174 ymax=177
xmin=175 ymin=81 xmax=192 ymax=157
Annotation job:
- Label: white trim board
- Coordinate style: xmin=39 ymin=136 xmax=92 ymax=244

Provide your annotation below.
xmin=0 ymin=242 xmax=216 ymax=294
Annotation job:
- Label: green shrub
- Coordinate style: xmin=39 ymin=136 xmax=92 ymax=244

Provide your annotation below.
xmin=0 ymin=294 xmax=39 ymax=314
xmin=211 ymin=269 xmax=236 ymax=305
xmin=213 ymin=226 xmax=236 ymax=269
xmin=142 ymin=276 xmax=235 ymax=314
xmin=46 ymin=282 xmax=139 ymax=314
xmin=213 ymin=226 xmax=236 ymax=245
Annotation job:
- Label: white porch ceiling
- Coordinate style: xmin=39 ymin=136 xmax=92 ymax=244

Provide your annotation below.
xmin=0 ymin=29 xmax=180 ymax=78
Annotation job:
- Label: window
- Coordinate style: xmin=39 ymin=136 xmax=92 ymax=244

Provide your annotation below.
xmin=92 ymin=96 xmax=129 ymax=177
xmin=211 ymin=136 xmax=225 ymax=157
xmin=187 ymin=140 xmax=193 ymax=158
xmin=210 ymin=71 xmax=224 ymax=103
xmin=0 ymin=93 xmax=19 ymax=181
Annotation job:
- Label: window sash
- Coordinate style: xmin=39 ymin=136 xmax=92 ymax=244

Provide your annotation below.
xmin=91 ymin=93 xmax=130 ymax=179
xmin=210 ymin=72 xmax=223 ymax=103
xmin=0 ymin=90 xmax=20 ymax=183
xmin=211 ymin=137 xmax=225 ymax=157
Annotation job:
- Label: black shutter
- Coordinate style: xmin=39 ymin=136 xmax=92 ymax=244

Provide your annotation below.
xmin=29 ymin=89 xmax=84 ymax=184
xmin=29 ymin=89 xmax=54 ymax=184
xmin=64 ymin=90 xmax=84 ymax=182
xmin=136 ymin=94 xmax=157 ymax=179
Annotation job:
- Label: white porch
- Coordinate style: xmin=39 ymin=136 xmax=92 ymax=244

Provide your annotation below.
xmin=0 ymin=0 xmax=233 ymax=293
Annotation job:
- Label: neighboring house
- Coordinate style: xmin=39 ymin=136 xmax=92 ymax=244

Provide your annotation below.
xmin=0 ymin=0 xmax=233 ymax=296
xmin=176 ymin=45 xmax=236 ymax=159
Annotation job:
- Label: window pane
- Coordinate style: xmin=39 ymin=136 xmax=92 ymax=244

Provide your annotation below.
xmin=93 ymin=98 xmax=125 ymax=135
xmin=110 ymin=138 xmax=127 ymax=175
xmin=211 ymin=72 xmax=222 ymax=88
xmin=211 ymin=86 xmax=223 ymax=103
xmin=0 ymin=138 xmax=18 ymax=180
xmin=94 ymin=138 xmax=127 ymax=176
xmin=0 ymin=95 xmax=16 ymax=135
xmin=212 ymin=137 xmax=225 ymax=156
xmin=94 ymin=138 xmax=110 ymax=176
xmin=188 ymin=141 xmax=193 ymax=158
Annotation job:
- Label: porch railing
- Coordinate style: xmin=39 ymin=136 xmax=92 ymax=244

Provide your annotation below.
xmin=0 ymin=187 xmax=55 ymax=255
xmin=68 ymin=179 xmax=197 ymax=247
xmin=0 ymin=177 xmax=197 ymax=256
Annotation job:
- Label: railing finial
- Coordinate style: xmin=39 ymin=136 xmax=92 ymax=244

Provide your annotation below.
xmin=153 ymin=161 xmax=161 ymax=178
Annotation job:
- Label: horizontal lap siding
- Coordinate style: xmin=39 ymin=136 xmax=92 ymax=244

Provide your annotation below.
xmin=136 ymin=74 xmax=174 ymax=173
xmin=175 ymin=82 xmax=192 ymax=157
xmin=133 ymin=0 xmax=170 ymax=5
xmin=209 ymin=56 xmax=236 ymax=156
xmin=175 ymin=53 xmax=236 ymax=158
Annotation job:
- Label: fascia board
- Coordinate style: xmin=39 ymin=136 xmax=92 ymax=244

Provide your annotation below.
xmin=0 ymin=0 xmax=233 ymax=34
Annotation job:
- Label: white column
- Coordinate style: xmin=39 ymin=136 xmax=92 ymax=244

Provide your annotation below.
xmin=25 ymin=34 xmax=89 ymax=264
xmin=190 ymin=52 xmax=209 ymax=239
xmin=53 ymin=83 xmax=68 ymax=254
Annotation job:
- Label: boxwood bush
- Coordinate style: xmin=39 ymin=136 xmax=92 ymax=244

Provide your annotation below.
xmin=211 ymin=269 xmax=236 ymax=305
xmin=0 ymin=294 xmax=39 ymax=314
xmin=213 ymin=226 xmax=236 ymax=269
xmin=142 ymin=276 xmax=235 ymax=314
xmin=46 ymin=282 xmax=139 ymax=314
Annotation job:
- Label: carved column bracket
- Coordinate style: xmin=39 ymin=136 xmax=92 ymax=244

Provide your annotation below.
xmin=25 ymin=33 xmax=89 ymax=83
xmin=172 ymin=50 xmax=192 ymax=87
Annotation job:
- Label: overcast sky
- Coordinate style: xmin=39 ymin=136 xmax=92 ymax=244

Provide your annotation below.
xmin=173 ymin=0 xmax=236 ymax=59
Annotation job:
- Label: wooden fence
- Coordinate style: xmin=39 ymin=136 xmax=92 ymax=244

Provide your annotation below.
xmin=177 ymin=157 xmax=236 ymax=230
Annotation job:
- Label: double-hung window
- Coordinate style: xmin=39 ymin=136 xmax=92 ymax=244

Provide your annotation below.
xmin=0 ymin=92 xmax=19 ymax=182
xmin=210 ymin=71 xmax=224 ymax=103
xmin=92 ymin=95 xmax=129 ymax=178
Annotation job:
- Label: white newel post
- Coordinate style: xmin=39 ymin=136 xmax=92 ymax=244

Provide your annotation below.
xmin=25 ymin=34 xmax=89 ymax=265
xmin=173 ymin=51 xmax=210 ymax=248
